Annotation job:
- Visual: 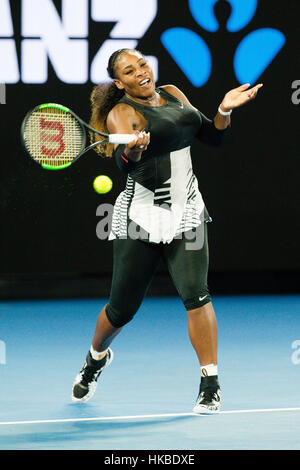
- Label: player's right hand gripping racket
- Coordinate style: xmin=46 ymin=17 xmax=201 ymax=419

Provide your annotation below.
xmin=21 ymin=103 xmax=136 ymax=170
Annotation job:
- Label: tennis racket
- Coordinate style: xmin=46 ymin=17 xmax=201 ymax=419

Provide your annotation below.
xmin=21 ymin=103 xmax=136 ymax=170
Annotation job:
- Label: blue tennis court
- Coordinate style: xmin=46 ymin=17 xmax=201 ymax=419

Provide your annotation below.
xmin=0 ymin=295 xmax=299 ymax=450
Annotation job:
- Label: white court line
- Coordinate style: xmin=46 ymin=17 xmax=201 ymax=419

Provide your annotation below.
xmin=0 ymin=407 xmax=300 ymax=426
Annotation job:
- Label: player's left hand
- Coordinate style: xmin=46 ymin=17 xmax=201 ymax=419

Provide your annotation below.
xmin=220 ymin=83 xmax=263 ymax=111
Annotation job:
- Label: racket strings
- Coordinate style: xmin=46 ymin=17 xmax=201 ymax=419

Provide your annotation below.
xmin=24 ymin=108 xmax=84 ymax=167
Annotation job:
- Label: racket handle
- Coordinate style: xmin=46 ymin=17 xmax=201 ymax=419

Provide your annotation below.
xmin=108 ymin=134 xmax=137 ymax=145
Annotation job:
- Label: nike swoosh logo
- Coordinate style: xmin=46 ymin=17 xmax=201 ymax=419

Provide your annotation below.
xmin=199 ymin=295 xmax=208 ymax=301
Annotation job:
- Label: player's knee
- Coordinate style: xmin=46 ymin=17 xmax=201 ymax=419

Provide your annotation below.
xmin=105 ymin=303 xmax=137 ymax=328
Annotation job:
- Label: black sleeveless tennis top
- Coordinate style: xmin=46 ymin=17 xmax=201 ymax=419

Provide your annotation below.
xmin=119 ymin=87 xmax=202 ymax=157
xmin=109 ymin=87 xmax=216 ymax=244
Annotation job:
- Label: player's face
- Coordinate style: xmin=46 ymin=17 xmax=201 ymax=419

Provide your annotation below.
xmin=114 ymin=51 xmax=155 ymax=99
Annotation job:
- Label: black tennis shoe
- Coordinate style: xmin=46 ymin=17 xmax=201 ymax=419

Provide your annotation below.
xmin=71 ymin=348 xmax=113 ymax=403
xmin=193 ymin=376 xmax=221 ymax=414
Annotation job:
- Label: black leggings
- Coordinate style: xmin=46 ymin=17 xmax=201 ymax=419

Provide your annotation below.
xmin=106 ymin=224 xmax=211 ymax=328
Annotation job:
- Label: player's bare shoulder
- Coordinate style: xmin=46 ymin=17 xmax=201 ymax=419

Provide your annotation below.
xmin=159 ymin=84 xmax=181 ymax=97
xmin=107 ymin=103 xmax=136 ymax=122
xmin=159 ymin=84 xmax=197 ymax=111
xmin=107 ymin=103 xmax=141 ymax=133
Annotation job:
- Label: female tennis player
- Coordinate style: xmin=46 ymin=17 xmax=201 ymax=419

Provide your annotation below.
xmin=72 ymin=48 xmax=262 ymax=413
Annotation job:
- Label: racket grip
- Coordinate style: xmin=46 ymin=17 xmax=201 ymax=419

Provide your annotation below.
xmin=108 ymin=134 xmax=137 ymax=145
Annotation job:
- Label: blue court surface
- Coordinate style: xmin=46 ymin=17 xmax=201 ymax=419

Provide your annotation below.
xmin=0 ymin=295 xmax=299 ymax=450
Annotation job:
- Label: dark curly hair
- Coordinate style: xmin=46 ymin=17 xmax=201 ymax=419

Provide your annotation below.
xmin=89 ymin=48 xmax=142 ymax=158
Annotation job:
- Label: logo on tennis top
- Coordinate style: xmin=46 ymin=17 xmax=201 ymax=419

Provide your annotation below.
xmin=161 ymin=0 xmax=286 ymax=87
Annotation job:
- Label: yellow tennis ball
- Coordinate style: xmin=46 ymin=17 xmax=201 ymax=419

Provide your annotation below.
xmin=93 ymin=175 xmax=113 ymax=194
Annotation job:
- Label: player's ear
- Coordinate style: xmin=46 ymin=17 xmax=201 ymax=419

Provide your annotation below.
xmin=114 ymin=79 xmax=125 ymax=90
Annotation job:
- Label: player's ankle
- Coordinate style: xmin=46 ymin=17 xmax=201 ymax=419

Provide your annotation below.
xmin=90 ymin=345 xmax=108 ymax=361
xmin=200 ymin=363 xmax=218 ymax=377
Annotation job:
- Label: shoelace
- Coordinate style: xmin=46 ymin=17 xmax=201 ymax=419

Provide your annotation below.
xmin=199 ymin=388 xmax=220 ymax=404
xmin=81 ymin=364 xmax=101 ymax=386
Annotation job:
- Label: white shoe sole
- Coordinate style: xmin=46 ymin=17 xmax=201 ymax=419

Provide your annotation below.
xmin=71 ymin=348 xmax=114 ymax=403
xmin=193 ymin=403 xmax=221 ymax=414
